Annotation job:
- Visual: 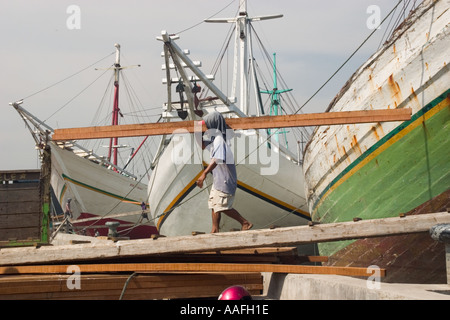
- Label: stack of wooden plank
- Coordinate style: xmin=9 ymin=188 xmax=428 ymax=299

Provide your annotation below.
xmin=0 ymin=272 xmax=263 ymax=300
xmin=0 ymin=246 xmax=332 ymax=300
xmin=0 ymin=247 xmax=297 ymax=300
xmin=3 ymin=212 xmax=446 ymax=300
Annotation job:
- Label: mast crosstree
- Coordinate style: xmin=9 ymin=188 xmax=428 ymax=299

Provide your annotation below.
xmin=261 ymin=53 xmax=292 ymax=148
xmin=205 ymin=0 xmax=283 ymax=115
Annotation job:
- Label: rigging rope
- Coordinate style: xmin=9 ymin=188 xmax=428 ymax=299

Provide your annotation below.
xmin=21 ymin=52 xmax=115 ymax=101
xmin=250 ymin=24 xmax=312 ymax=140
xmin=174 ymin=0 xmax=237 ymax=35
xmin=43 ymin=66 xmax=112 ymax=123
xmin=293 ymin=0 xmax=405 ymax=115
xmin=227 ymin=0 xmax=412 ymax=228
xmin=75 ymin=118 xmax=165 ymax=235
xmin=378 ymin=0 xmax=417 ymax=49
xmin=80 ymin=0 xmax=413 ymax=235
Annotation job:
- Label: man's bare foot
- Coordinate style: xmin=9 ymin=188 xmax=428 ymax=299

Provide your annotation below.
xmin=241 ymin=222 xmax=253 ymax=231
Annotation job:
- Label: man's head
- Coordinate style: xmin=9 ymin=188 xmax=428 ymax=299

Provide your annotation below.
xmin=202 ymin=111 xmax=232 ymax=146
xmin=203 ymin=111 xmax=227 ymax=133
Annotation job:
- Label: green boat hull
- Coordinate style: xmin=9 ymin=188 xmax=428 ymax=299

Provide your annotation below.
xmin=312 ymin=91 xmax=449 ymax=282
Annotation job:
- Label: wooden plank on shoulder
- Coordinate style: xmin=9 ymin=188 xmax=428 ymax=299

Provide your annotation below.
xmin=52 ymin=109 xmax=412 ymax=141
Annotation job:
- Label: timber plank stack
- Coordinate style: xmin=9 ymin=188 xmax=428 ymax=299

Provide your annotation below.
xmin=0 ymin=246 xmax=329 ymax=300
xmin=0 ymin=247 xmax=297 ymax=300
xmin=0 ymin=272 xmax=263 ymax=300
xmin=1 ymin=212 xmax=447 ymax=299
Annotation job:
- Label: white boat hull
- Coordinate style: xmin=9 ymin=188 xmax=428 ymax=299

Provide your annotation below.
xmin=49 ymin=142 xmax=155 ymax=237
xmin=300 ymin=0 xmax=449 ymax=283
xmin=303 ymin=0 xmax=450 ymax=218
xmin=148 ymin=130 xmax=310 ymax=236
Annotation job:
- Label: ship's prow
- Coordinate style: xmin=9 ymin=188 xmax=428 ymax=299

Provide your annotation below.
xmin=303 ymin=0 xmax=450 ymax=283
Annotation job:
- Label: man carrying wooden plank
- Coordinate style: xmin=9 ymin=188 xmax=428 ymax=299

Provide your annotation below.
xmin=196 ymin=111 xmax=253 ymax=233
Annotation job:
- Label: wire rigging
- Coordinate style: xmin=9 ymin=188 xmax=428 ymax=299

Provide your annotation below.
xmin=22 ymin=52 xmax=115 ymax=101
xmin=293 ymin=0 xmax=405 ymax=116
xmin=174 ymin=0 xmax=237 ymax=35
xmin=43 ymin=66 xmax=112 ymax=123
xmin=66 ymin=0 xmax=418 ymax=235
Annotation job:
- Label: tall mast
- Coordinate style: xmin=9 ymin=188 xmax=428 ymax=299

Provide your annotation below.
xmin=261 ymin=53 xmax=292 ymax=147
xmin=108 ymin=43 xmax=121 ymax=167
xmin=238 ymin=1 xmax=248 ymax=114
xmin=205 ymin=0 xmax=282 ymax=115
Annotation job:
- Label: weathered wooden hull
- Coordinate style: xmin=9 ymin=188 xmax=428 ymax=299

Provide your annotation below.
xmin=148 ymin=130 xmax=310 ymax=236
xmin=303 ymin=0 xmax=450 ymax=283
xmin=50 ymin=142 xmax=157 ymax=238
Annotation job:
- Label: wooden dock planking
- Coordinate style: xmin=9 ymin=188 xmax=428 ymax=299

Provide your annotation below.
xmin=0 ymin=212 xmax=448 ymax=266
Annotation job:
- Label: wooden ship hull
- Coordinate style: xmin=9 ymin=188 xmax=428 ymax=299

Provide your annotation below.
xmin=149 ymin=129 xmax=310 ymax=236
xmin=50 ymin=141 xmax=156 ymax=238
xmin=302 ymin=0 xmax=450 ymax=283
xmin=10 ymin=44 xmax=157 ymax=240
xmin=147 ymin=2 xmax=311 ymax=236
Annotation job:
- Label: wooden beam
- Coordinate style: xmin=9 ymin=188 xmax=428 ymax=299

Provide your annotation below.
xmin=52 ymin=108 xmax=412 ymax=141
xmin=0 ymin=273 xmax=263 ymax=300
xmin=0 ymin=212 xmax=447 ymax=266
xmin=0 ymin=262 xmax=384 ymax=277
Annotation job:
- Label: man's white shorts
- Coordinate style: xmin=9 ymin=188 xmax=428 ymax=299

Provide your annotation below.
xmin=208 ymin=187 xmax=235 ymax=212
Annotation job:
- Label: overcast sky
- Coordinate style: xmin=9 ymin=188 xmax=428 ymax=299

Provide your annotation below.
xmin=0 ymin=0 xmax=412 ymax=170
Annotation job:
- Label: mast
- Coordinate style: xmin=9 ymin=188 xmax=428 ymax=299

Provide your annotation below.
xmin=261 ymin=53 xmax=292 ymax=147
xmin=238 ymin=1 xmax=248 ymax=114
xmin=205 ymin=0 xmax=282 ymax=115
xmin=108 ymin=43 xmax=122 ymax=167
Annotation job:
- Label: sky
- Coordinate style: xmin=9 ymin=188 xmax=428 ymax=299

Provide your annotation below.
xmin=0 ymin=0 xmax=414 ymax=171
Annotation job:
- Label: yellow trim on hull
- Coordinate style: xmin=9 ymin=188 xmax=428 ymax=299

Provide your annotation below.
xmin=312 ymin=97 xmax=449 ymax=217
xmin=157 ymin=171 xmax=310 ymax=231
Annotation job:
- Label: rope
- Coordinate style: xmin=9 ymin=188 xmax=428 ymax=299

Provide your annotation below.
xmin=75 ymin=0 xmax=411 ymax=235
xmin=21 ymin=52 xmax=114 ymax=101
xmin=119 ymin=272 xmax=137 ymax=300
xmin=174 ymin=0 xmax=237 ymax=35
xmin=252 ymin=0 xmax=412 ymax=228
xmin=43 ymin=66 xmax=112 ymax=123
xmin=293 ymin=0 xmax=404 ymax=115
xmin=76 ymin=161 xmax=152 ymax=234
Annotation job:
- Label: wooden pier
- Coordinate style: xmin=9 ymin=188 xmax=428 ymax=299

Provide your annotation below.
xmin=1 ymin=211 xmax=448 ymax=266
xmin=0 ymin=211 xmax=448 ymax=299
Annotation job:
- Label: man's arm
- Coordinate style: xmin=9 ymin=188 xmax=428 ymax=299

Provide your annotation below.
xmin=196 ymin=159 xmax=217 ymax=188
